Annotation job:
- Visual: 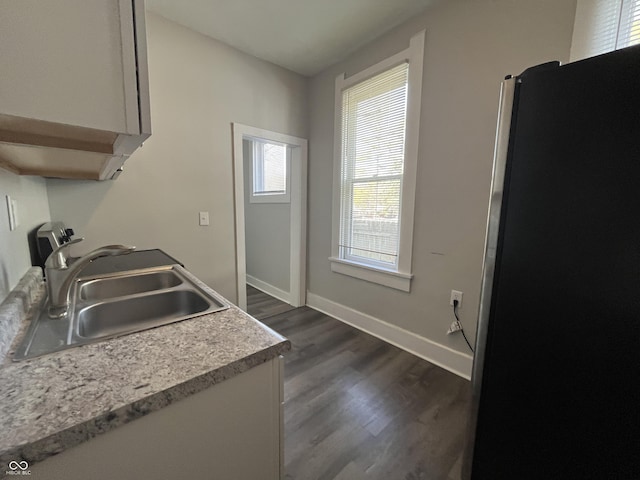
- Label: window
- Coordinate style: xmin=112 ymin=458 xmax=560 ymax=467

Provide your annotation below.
xmin=339 ymin=63 xmax=407 ymax=267
xmin=330 ymin=31 xmax=424 ymax=292
xmin=571 ymin=0 xmax=640 ymax=61
xmin=250 ymin=139 xmax=290 ymax=203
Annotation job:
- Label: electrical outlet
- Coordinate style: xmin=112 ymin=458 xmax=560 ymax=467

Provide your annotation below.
xmin=450 ymin=290 xmax=463 ymax=306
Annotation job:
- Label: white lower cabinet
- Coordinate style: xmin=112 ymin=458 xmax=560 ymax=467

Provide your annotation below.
xmin=31 ymin=358 xmax=284 ymax=480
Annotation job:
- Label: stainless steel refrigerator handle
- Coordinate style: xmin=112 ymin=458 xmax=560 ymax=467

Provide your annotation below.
xmin=462 ymin=76 xmax=516 ymax=479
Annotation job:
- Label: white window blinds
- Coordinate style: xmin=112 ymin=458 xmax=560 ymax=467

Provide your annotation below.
xmin=339 ymin=62 xmax=409 ymax=267
xmin=571 ymin=0 xmax=640 ymax=61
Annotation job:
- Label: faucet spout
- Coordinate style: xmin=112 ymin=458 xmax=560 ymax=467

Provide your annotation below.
xmin=46 ymin=241 xmax=136 ymax=318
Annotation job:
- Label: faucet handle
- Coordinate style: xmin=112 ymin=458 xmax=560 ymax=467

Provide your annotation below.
xmin=46 ymin=238 xmax=85 ymax=269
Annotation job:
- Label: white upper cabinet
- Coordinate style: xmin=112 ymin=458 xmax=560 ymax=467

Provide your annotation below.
xmin=0 ymin=0 xmax=151 ymax=180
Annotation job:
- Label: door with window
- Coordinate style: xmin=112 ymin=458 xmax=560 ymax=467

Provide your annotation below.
xmin=244 ymin=137 xmax=292 ymax=299
xmin=232 ymin=124 xmax=308 ymax=311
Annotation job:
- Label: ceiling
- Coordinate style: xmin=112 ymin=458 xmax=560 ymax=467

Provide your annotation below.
xmin=145 ymin=0 xmax=436 ymax=76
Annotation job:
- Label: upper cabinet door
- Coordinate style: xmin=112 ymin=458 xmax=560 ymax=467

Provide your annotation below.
xmin=0 ymin=0 xmax=150 ymax=180
xmin=0 ymin=0 xmax=140 ymax=135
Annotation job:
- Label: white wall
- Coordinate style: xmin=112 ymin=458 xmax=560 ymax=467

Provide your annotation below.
xmin=46 ymin=12 xmax=308 ymax=303
xmin=307 ymin=0 xmax=577 ymax=366
xmin=0 ymin=169 xmax=50 ymax=301
xmin=243 ymin=140 xmax=291 ymax=293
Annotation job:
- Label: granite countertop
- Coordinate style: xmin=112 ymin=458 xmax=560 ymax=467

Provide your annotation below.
xmin=0 ymin=267 xmax=290 ymax=467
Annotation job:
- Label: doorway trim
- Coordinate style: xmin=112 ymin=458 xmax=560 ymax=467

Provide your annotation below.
xmin=232 ymin=123 xmax=308 ymax=311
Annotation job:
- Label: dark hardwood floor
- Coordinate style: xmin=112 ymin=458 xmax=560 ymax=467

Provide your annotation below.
xmin=246 ymin=284 xmax=297 ymax=320
xmin=251 ymin=290 xmax=472 ymax=480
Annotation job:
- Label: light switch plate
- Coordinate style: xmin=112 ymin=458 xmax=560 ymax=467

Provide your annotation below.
xmin=199 ymin=211 xmax=210 ymax=226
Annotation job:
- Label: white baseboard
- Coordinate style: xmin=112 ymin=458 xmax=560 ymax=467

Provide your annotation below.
xmin=246 ymin=275 xmax=291 ymax=306
xmin=306 ymin=292 xmax=473 ymax=380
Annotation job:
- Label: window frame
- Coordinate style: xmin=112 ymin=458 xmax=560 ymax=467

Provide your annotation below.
xmin=329 ymin=30 xmax=425 ymax=292
xmin=249 ymin=139 xmax=291 ymax=204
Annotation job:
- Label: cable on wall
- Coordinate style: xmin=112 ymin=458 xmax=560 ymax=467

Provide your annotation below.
xmin=451 ymin=299 xmax=474 ymax=353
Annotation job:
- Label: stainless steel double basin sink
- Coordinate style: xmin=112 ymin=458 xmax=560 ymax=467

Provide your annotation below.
xmin=14 ymin=266 xmax=230 ymax=360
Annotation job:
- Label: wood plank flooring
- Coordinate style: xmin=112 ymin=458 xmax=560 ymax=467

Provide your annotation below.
xmin=252 ymin=294 xmax=472 ymax=480
xmin=246 ymin=284 xmax=297 ymax=320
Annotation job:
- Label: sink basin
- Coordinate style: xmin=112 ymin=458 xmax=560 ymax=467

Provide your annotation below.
xmin=77 ymin=290 xmax=210 ymax=339
xmin=12 ymin=265 xmax=230 ymax=360
xmin=79 ymin=270 xmax=182 ymax=301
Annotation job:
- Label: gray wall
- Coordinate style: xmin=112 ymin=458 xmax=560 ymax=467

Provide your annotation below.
xmin=0 ymin=169 xmax=50 ymax=302
xmin=46 ymin=13 xmax=308 ymax=303
xmin=243 ymin=140 xmax=291 ymax=293
xmin=307 ymin=0 xmax=577 ymax=353
xmin=2 ymin=2 xmax=577 ymax=357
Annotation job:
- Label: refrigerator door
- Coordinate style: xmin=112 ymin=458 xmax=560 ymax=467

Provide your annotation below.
xmin=467 ymin=46 xmax=640 ymax=479
xmin=462 ymin=75 xmax=516 ymax=480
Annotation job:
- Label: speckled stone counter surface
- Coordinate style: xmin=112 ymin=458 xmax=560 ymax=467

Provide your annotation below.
xmin=0 ymin=266 xmax=290 ymax=468
xmin=0 ymin=268 xmax=44 ymax=361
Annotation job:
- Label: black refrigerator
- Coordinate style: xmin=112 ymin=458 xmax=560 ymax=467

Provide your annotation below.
xmin=463 ymin=45 xmax=640 ymax=479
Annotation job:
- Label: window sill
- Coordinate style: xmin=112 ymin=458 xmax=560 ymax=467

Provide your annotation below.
xmin=249 ymin=193 xmax=290 ymax=204
xmin=328 ymin=257 xmax=412 ymax=292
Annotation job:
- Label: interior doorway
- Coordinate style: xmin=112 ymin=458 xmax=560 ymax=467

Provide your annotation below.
xmin=232 ymin=123 xmax=308 ymax=311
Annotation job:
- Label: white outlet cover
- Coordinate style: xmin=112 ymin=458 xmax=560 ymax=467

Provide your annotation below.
xmin=450 ymin=290 xmax=463 ymax=306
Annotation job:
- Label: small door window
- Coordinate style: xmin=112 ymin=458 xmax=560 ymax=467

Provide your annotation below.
xmin=250 ymin=140 xmax=290 ymax=203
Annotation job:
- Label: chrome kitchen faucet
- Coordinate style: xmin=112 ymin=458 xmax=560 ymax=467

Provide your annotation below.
xmin=45 ymin=238 xmax=135 ymax=318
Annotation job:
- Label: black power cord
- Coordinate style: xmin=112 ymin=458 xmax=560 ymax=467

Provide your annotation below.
xmin=453 ymin=299 xmax=474 ymax=353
